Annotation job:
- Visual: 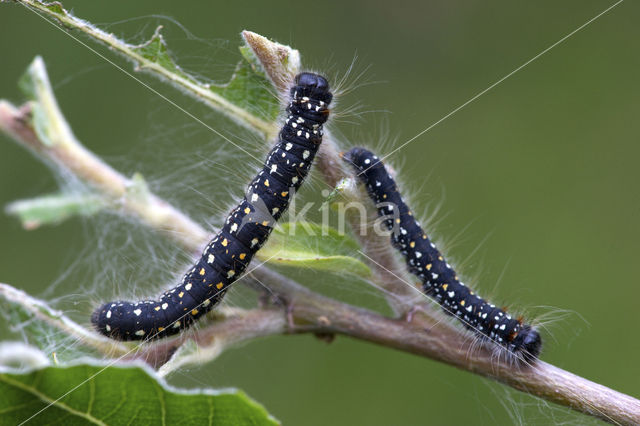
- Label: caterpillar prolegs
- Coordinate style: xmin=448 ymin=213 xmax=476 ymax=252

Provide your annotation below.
xmin=91 ymin=73 xmax=333 ymax=341
xmin=343 ymin=148 xmax=541 ymax=362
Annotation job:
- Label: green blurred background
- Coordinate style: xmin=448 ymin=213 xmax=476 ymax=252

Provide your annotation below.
xmin=1 ymin=1 xmax=638 ymax=424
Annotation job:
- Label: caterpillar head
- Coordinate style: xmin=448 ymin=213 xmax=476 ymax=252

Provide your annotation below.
xmin=293 ymin=72 xmax=333 ymax=104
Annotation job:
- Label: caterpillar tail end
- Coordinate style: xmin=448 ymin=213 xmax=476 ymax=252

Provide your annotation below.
xmin=91 ymin=302 xmax=114 ymax=338
xmin=91 ymin=301 xmax=139 ymax=341
xmin=513 ymin=325 xmax=542 ymax=363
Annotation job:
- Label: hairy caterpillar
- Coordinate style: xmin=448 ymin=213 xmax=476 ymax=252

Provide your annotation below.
xmin=91 ymin=72 xmax=333 ymax=340
xmin=343 ymin=147 xmax=541 ymax=362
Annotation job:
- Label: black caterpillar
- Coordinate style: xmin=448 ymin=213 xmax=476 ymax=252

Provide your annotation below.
xmin=92 ymin=73 xmax=333 ymax=340
xmin=343 ymin=147 xmax=541 ymax=362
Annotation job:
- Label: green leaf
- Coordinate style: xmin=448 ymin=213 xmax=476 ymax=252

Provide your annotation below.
xmin=0 ymin=283 xmax=131 ymax=363
xmin=5 ymin=193 xmax=107 ymax=230
xmin=132 ymin=26 xmax=194 ymax=81
xmin=321 ymin=177 xmax=357 ymax=209
xmin=211 ymin=46 xmax=280 ymax=122
xmin=256 ymin=222 xmax=371 ymax=277
xmin=19 ymin=1 xmax=289 ymax=135
xmin=17 ymin=56 xmax=76 ymax=148
xmin=131 ymin=27 xmax=279 ymax=123
xmin=0 ymin=363 xmax=279 ymax=425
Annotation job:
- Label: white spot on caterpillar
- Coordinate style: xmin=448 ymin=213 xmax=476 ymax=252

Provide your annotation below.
xmin=207 ymin=254 xmax=214 ymax=263
xmin=448 ymin=291 xmax=455 ymax=298
xmin=105 ymin=325 xmax=111 ymax=332
xmin=133 ymin=309 xmax=142 ymax=316
xmin=162 ymin=303 xmax=168 ymax=310
xmin=135 ymin=330 xmax=145 ymax=336
xmin=292 ymin=177 xmax=299 ymax=184
xmin=251 ymin=238 xmax=259 ymax=247
xmin=251 ymin=193 xmax=259 ymax=202
xmin=173 ymin=322 xmax=181 ymax=329
xmin=415 ymin=252 xmax=422 ymax=258
xmin=227 ymin=270 xmax=236 ymax=278
xmin=185 ymin=283 xmax=192 ymax=291
xmin=285 ymin=143 xmax=292 ymax=151
xmin=106 ymin=310 xmax=112 ymax=319
xmin=271 ymin=164 xmax=277 ymax=174
xmin=203 ymin=299 xmax=211 ymax=307
xmin=230 ymin=223 xmax=238 ymax=232
xmin=303 ymin=150 xmax=310 ymax=159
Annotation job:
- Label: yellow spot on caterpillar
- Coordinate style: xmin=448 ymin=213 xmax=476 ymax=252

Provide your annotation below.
xmin=383 ymin=194 xmax=387 ymax=199
xmin=199 ymin=268 xmax=205 ymax=276
xmin=239 ymin=253 xmax=246 ymax=260
xmin=438 ymin=256 xmax=443 ymax=261
xmin=178 ymin=291 xmax=184 ymax=298
xmin=264 ymin=179 xmax=270 ymax=187
xmin=222 ymin=238 xmax=228 ymax=247
xmin=410 ymin=241 xmax=415 ymax=248
xmin=154 ymin=306 xmax=161 ymax=311
xmin=158 ymin=327 xmax=165 ymax=332
xmin=422 ymin=234 xmax=427 ymax=239
xmin=460 ymin=300 xmax=466 ymax=306
xmin=426 ymin=264 xmax=432 ymax=270
xmin=191 ymin=309 xmax=199 ymax=315
xmin=408 ymin=211 xmax=413 ymax=216
xmin=244 ymin=207 xmax=251 ymax=214
xmin=216 ymin=282 xmax=224 ymax=289
xmin=395 ymin=218 xmax=401 ymax=224
xmin=442 ymin=283 xmax=448 ymax=290
xmin=262 ymin=221 xmax=269 ymax=226
xmin=281 ymin=191 xmax=288 ymax=197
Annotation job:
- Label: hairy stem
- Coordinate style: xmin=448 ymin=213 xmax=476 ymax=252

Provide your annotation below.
xmin=315 ymin=132 xmax=425 ymax=315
